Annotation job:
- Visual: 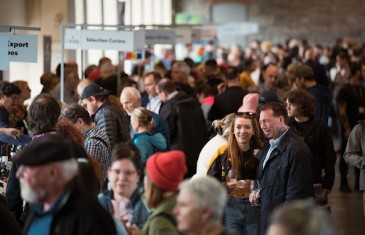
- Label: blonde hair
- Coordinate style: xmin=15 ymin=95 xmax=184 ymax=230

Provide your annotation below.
xmin=212 ymin=113 xmax=235 ymax=139
xmin=131 ymin=107 xmax=155 ymax=129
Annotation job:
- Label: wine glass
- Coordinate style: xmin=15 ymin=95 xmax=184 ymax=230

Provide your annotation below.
xmin=118 ymin=200 xmax=134 ymax=227
xmin=227 ymin=169 xmax=238 ymax=186
xmin=250 ymin=180 xmax=261 ymax=206
xmin=227 ymin=170 xmax=246 ymax=189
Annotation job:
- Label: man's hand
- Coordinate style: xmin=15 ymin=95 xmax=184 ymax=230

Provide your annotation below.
xmin=2 ymin=128 xmax=20 ymax=139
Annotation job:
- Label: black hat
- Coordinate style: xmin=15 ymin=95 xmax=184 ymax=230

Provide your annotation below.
xmin=13 ymin=134 xmax=74 ymax=166
xmin=81 ymin=83 xmax=110 ymax=100
xmin=259 ymin=90 xmax=279 ymax=105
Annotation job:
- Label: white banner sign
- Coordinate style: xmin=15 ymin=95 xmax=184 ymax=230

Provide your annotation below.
xmin=145 ymin=29 xmax=175 ymax=45
xmin=217 ymin=22 xmax=259 ymax=36
xmin=65 ymin=29 xmax=145 ymax=51
xmin=175 ymin=27 xmax=192 ymax=44
xmin=64 ymin=28 xmax=81 ymax=50
xmin=7 ymin=34 xmax=38 ymax=62
xmin=0 ymin=36 xmax=8 ymax=70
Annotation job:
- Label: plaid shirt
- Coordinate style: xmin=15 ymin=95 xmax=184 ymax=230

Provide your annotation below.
xmin=84 ymin=125 xmax=112 ymax=181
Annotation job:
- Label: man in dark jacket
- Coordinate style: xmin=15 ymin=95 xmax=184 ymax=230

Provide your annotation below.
xmin=157 ymin=79 xmax=208 ymax=177
xmin=81 ymin=83 xmax=130 ymax=149
xmin=0 ymin=195 xmax=21 ymax=235
xmin=14 ymin=134 xmax=116 ymax=235
xmin=208 ymin=66 xmax=247 ymax=121
xmin=251 ymin=102 xmax=314 ymax=234
xmin=0 ymin=81 xmax=31 ymax=148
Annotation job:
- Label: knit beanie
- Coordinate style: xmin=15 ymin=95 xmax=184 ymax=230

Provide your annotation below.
xmin=238 ymin=93 xmax=259 ymax=113
xmin=146 ymin=150 xmax=187 ymax=192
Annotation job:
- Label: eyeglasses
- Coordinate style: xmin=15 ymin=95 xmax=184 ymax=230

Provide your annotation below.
xmin=235 ymin=112 xmax=256 ymax=118
xmin=110 ymin=169 xmax=137 ymax=177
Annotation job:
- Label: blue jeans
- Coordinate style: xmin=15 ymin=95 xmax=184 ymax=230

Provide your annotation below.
xmin=225 ymin=197 xmax=260 ymax=235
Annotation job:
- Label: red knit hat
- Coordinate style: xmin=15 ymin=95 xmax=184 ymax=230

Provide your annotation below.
xmin=146 ymin=150 xmax=187 ymax=192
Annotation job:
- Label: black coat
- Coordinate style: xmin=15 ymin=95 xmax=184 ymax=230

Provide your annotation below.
xmin=208 ymin=86 xmax=247 ymax=122
xmin=0 ymin=197 xmax=21 ymax=235
xmin=94 ymin=100 xmax=131 ymax=149
xmin=159 ymin=92 xmax=208 ymax=177
xmin=23 ymin=181 xmax=116 ymax=235
xmin=258 ymin=129 xmax=314 ymax=234
xmin=287 ymin=117 xmax=336 ymax=190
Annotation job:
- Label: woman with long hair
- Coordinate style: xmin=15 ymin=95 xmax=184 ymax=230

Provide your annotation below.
xmin=207 ymin=112 xmax=262 ymax=235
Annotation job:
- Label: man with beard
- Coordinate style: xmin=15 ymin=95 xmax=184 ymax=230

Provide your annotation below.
xmin=15 ymin=134 xmax=116 ymax=235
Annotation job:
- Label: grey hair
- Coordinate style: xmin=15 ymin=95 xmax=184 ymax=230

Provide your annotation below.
xmin=59 ymin=158 xmax=79 ymax=181
xmin=179 ymin=176 xmax=227 ymax=224
xmin=269 ymin=199 xmax=335 ymax=235
xmin=121 ymin=86 xmax=141 ymax=102
xmin=173 ymin=61 xmax=190 ymax=77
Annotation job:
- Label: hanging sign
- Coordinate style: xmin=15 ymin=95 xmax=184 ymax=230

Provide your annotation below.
xmin=217 ymin=22 xmax=259 ymax=36
xmin=192 ymin=27 xmax=217 ymax=41
xmin=120 ymin=51 xmax=144 ymax=60
xmin=64 ymin=28 xmax=81 ymax=50
xmin=7 ymin=34 xmax=38 ymax=62
xmin=175 ymin=27 xmax=192 ymax=44
xmin=65 ymin=29 xmax=145 ymax=51
xmin=0 ymin=35 xmax=8 ymax=70
xmin=145 ymin=29 xmax=175 ymax=45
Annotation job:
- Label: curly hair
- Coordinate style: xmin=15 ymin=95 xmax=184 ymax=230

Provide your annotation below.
xmin=285 ymin=89 xmax=315 ymax=117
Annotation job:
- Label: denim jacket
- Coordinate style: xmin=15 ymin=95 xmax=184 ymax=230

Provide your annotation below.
xmin=98 ymin=187 xmax=151 ymax=229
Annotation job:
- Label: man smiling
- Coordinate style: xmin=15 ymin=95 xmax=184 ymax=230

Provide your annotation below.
xmin=251 ymin=102 xmax=313 ymax=234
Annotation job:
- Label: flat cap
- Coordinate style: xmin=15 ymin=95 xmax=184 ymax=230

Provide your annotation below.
xmin=13 ymin=134 xmax=74 ymax=166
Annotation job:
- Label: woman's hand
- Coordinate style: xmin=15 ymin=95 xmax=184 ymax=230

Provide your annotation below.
xmin=249 ymin=191 xmax=260 ymax=205
xmin=226 ymin=180 xmax=237 ymax=189
xmin=128 ymin=224 xmax=141 ymax=235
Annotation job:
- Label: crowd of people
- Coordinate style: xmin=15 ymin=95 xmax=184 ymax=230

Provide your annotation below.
xmin=1 ymin=36 xmax=365 ymax=235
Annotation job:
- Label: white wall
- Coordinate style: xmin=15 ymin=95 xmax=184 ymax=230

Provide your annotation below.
xmin=0 ymin=0 xmax=68 ymax=97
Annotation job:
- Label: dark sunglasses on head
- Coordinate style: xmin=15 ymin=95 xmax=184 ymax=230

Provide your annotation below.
xmin=235 ymin=112 xmax=256 ymax=118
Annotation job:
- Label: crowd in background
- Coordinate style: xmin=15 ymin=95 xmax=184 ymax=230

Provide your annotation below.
xmin=1 ymin=36 xmax=365 ymax=235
